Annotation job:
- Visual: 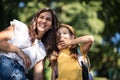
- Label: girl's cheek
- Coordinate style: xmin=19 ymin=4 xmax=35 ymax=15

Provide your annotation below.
xmin=57 ymin=44 xmax=62 ymax=50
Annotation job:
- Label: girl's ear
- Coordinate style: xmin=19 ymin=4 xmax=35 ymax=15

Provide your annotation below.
xmin=71 ymin=35 xmax=75 ymax=39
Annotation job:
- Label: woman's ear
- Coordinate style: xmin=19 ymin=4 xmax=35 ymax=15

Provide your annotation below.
xmin=49 ymin=26 xmax=53 ymax=29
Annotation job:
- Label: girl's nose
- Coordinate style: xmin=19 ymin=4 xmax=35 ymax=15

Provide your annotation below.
xmin=60 ymin=34 xmax=64 ymax=37
xmin=60 ymin=34 xmax=65 ymax=40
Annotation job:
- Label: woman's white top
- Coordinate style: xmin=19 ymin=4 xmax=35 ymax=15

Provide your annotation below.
xmin=0 ymin=19 xmax=46 ymax=70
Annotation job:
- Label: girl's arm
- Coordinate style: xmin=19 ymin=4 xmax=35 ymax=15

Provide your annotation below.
xmin=59 ymin=35 xmax=94 ymax=53
xmin=75 ymin=35 xmax=94 ymax=54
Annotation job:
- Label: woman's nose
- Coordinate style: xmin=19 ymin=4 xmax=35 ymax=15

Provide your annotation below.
xmin=42 ymin=18 xmax=46 ymax=22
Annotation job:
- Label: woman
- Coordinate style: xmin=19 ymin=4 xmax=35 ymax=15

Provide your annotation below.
xmin=0 ymin=7 xmax=58 ymax=80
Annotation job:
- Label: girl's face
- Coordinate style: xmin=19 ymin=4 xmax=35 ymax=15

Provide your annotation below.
xmin=36 ymin=12 xmax=52 ymax=32
xmin=57 ymin=27 xmax=73 ymax=41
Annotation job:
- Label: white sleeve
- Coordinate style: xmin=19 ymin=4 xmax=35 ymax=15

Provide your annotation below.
xmin=10 ymin=19 xmax=28 ymax=36
xmin=9 ymin=19 xmax=31 ymax=48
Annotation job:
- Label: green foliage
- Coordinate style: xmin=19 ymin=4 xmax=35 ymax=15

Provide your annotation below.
xmin=18 ymin=1 xmax=46 ymax=24
xmin=0 ymin=0 xmax=20 ymax=30
xmin=53 ymin=1 xmax=105 ymax=46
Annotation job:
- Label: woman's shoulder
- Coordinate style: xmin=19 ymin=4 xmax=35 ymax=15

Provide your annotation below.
xmin=9 ymin=19 xmax=31 ymax=47
xmin=10 ymin=19 xmax=29 ymax=35
xmin=10 ymin=19 xmax=28 ymax=31
xmin=10 ymin=19 xmax=26 ymax=26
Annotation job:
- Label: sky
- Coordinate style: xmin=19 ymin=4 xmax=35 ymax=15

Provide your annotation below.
xmin=111 ymin=32 xmax=120 ymax=53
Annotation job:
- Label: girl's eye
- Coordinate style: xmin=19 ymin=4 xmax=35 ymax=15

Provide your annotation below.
xmin=64 ymin=32 xmax=67 ymax=34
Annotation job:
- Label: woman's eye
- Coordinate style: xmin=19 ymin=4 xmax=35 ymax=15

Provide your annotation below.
xmin=46 ymin=17 xmax=52 ymax=22
xmin=38 ymin=16 xmax=43 ymax=19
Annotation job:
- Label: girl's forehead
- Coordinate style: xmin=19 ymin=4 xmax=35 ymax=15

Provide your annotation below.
xmin=58 ymin=27 xmax=69 ymax=32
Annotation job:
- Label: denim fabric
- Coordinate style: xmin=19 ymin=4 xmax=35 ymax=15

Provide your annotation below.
xmin=0 ymin=56 xmax=27 ymax=80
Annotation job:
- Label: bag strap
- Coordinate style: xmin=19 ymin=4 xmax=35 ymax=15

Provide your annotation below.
xmin=77 ymin=45 xmax=91 ymax=72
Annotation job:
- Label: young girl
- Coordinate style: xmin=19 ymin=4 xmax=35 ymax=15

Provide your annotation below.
xmin=56 ymin=24 xmax=94 ymax=80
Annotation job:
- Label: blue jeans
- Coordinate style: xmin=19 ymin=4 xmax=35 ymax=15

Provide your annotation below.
xmin=0 ymin=56 xmax=27 ymax=80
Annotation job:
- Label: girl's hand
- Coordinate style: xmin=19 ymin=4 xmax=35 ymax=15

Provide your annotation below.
xmin=59 ymin=38 xmax=73 ymax=48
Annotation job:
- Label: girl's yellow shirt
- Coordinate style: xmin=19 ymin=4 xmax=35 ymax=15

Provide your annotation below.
xmin=57 ymin=48 xmax=82 ymax=80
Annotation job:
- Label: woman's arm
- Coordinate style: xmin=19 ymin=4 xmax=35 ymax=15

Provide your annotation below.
xmin=0 ymin=26 xmax=15 ymax=52
xmin=34 ymin=60 xmax=44 ymax=80
xmin=0 ymin=26 xmax=23 ymax=53
xmin=0 ymin=26 xmax=13 ymax=41
xmin=0 ymin=26 xmax=31 ymax=68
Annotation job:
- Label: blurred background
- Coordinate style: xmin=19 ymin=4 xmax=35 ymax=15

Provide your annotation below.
xmin=0 ymin=0 xmax=120 ymax=80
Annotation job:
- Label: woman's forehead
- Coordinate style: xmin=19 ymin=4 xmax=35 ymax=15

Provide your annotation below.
xmin=39 ymin=12 xmax=52 ymax=18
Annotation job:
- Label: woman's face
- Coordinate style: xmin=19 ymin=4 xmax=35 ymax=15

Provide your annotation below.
xmin=57 ymin=27 xmax=73 ymax=41
xmin=36 ymin=12 xmax=52 ymax=32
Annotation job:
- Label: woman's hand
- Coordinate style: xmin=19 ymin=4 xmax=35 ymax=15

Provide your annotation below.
xmin=0 ymin=40 xmax=31 ymax=69
xmin=16 ymin=48 xmax=31 ymax=69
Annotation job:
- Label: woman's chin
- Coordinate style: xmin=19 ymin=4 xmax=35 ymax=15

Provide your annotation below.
xmin=38 ymin=28 xmax=46 ymax=32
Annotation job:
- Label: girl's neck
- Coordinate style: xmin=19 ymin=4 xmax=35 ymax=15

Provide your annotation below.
xmin=60 ymin=47 xmax=69 ymax=50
